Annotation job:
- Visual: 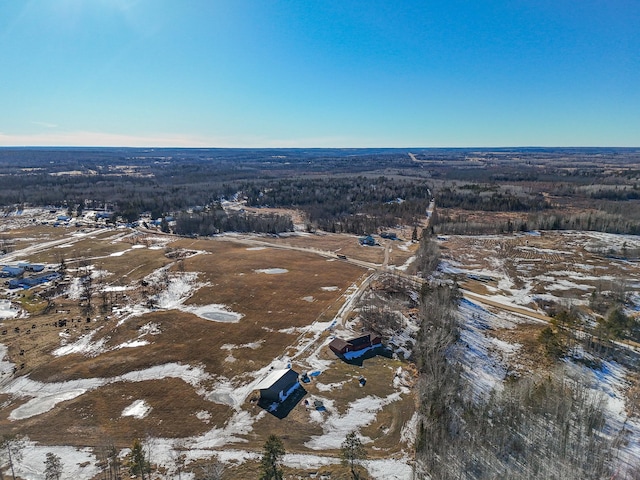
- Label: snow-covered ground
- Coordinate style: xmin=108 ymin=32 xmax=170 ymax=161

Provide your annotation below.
xmin=455 ymin=281 xmax=640 ymax=472
xmin=0 ymin=299 xmax=19 ymax=319
xmin=305 ymin=391 xmax=405 ymax=450
xmin=2 ymin=362 xmax=209 ymax=421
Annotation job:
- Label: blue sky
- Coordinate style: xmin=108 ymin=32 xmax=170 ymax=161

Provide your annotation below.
xmin=0 ymin=0 xmax=638 ymax=147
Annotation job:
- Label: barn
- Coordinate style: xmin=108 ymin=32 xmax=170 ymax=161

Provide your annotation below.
xmin=329 ymin=333 xmax=382 ymax=355
xmin=254 ymin=368 xmax=300 ymax=403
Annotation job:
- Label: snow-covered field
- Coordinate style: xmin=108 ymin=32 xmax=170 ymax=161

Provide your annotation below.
xmin=455 ymin=279 xmax=640 ymax=472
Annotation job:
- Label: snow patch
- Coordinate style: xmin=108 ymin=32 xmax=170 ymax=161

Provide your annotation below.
xmin=122 ymin=399 xmax=152 ymax=419
xmin=52 ymin=329 xmax=107 ymax=357
xmin=0 ymin=300 xmax=18 ymax=319
xmin=221 ymin=341 xmax=264 ymax=350
xmin=255 ymin=268 xmax=288 ymax=274
xmin=196 ymin=410 xmax=211 ymax=423
xmin=305 ymin=392 xmax=403 ymax=449
xmin=115 ymin=339 xmax=149 ymax=349
xmin=183 ymin=304 xmax=243 ymax=323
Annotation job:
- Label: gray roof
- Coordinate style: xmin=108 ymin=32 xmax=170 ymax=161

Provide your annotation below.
xmin=254 ymin=368 xmax=295 ymax=391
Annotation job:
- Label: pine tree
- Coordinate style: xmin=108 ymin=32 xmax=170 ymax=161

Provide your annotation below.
xmin=44 ymin=452 xmax=63 ymax=480
xmin=341 ymin=431 xmax=367 ymax=479
xmin=260 ymin=435 xmax=285 ymax=480
xmin=127 ymin=439 xmax=150 ymax=480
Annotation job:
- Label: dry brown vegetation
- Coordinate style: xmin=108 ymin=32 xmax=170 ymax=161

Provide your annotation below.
xmin=0 ymin=225 xmax=418 ymax=468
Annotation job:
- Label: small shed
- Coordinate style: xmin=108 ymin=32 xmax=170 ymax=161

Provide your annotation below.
xmin=254 ymin=368 xmax=300 ymax=403
xmin=359 ymin=235 xmax=376 ymax=246
xmin=26 ymin=264 xmax=45 ymax=272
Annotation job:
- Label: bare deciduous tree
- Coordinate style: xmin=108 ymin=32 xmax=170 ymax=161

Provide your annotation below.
xmin=0 ymin=435 xmax=24 ymax=480
xmin=198 ymin=460 xmax=225 ymax=480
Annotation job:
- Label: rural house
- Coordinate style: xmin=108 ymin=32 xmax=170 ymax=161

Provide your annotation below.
xmin=253 ymin=368 xmax=300 ymax=403
xmin=329 ymin=332 xmax=382 ymax=356
xmin=8 ymin=272 xmax=61 ymax=289
xmin=1 ymin=266 xmax=24 ymax=278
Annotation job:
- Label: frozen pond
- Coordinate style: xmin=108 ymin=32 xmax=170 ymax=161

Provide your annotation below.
xmin=200 ymin=311 xmax=241 ymax=322
xmin=183 ymin=304 xmax=244 ymax=323
xmin=255 ymin=268 xmax=288 ymax=274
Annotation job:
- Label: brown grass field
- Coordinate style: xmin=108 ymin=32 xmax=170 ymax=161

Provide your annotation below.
xmin=0 ymin=225 xmax=418 ymax=476
xmin=3 ymin=222 xmax=637 ymax=478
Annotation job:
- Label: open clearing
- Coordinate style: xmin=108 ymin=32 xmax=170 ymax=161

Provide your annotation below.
xmin=2 ymin=217 xmax=639 ymax=478
xmin=0 ymin=221 xmax=419 ymax=479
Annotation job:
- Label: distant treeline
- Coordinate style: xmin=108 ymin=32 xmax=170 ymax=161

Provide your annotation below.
xmin=434 ymin=185 xmax=548 ymax=212
xmin=244 ymin=176 xmax=431 ymax=235
xmin=173 ymin=207 xmax=293 ymax=236
xmin=432 ymin=209 xmax=640 ymax=236
xmin=3 ymin=147 xmax=640 ymax=237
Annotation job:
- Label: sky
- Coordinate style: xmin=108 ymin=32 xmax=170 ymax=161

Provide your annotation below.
xmin=0 ymin=0 xmax=638 ymax=148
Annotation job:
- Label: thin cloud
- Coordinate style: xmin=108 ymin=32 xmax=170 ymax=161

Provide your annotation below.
xmin=0 ymin=130 xmax=386 ymax=148
xmin=31 ymin=121 xmax=58 ymax=129
xmin=0 ymin=131 xmax=210 ymax=148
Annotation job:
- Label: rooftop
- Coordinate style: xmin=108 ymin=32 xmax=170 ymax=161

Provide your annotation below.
xmin=254 ymin=368 xmax=295 ymax=391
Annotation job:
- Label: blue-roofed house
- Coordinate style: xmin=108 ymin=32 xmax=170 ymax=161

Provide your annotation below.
xmin=1 ymin=266 xmax=24 ymax=278
xmin=8 ymin=272 xmax=61 ymax=289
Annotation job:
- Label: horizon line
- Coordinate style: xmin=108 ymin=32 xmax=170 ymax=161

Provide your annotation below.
xmin=1 ymin=145 xmax=639 ymax=150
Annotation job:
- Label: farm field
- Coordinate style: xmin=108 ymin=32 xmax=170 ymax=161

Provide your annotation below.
xmin=0 ymin=218 xmax=420 ymax=479
xmin=2 ymin=211 xmax=640 ymax=478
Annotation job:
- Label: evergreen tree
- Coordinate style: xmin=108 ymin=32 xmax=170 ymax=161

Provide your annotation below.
xmin=341 ymin=431 xmax=367 ymax=479
xmin=127 ymin=439 xmax=150 ymax=480
xmin=44 ymin=452 xmax=63 ymax=480
xmin=260 ymin=435 xmax=285 ymax=480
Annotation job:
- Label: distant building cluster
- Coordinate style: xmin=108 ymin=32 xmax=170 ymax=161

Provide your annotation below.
xmin=1 ymin=262 xmax=59 ymax=289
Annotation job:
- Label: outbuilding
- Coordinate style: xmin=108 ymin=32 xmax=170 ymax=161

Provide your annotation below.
xmin=329 ymin=333 xmax=382 ymax=355
xmin=1 ymin=266 xmax=24 ymax=278
xmin=8 ymin=272 xmax=61 ymax=289
xmin=254 ymin=368 xmax=300 ymax=403
xmin=26 ymin=264 xmax=45 ymax=272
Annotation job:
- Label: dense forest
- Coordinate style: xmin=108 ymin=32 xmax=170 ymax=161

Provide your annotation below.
xmin=2 ymin=147 xmax=640 ymax=236
xmin=408 ymin=237 xmax=638 ymax=479
xmin=173 ymin=206 xmax=294 ymax=236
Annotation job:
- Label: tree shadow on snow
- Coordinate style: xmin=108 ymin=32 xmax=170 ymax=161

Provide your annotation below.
xmin=257 ymin=385 xmax=308 ymax=419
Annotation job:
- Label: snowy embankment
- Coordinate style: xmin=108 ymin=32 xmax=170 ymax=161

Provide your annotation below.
xmin=457 ymin=298 xmax=514 ymax=400
xmin=456 ymin=293 xmax=640 ymax=471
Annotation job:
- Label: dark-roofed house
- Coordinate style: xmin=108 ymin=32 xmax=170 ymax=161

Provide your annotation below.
xmin=254 ymin=368 xmax=300 ymax=403
xmin=329 ymin=333 xmax=382 ymax=355
xmin=26 ymin=264 xmax=45 ymax=272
